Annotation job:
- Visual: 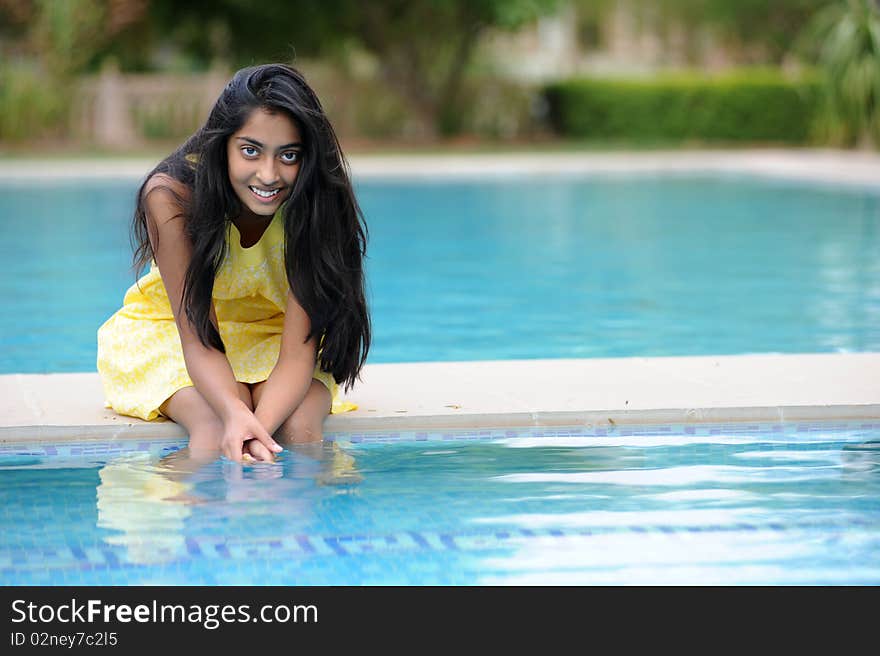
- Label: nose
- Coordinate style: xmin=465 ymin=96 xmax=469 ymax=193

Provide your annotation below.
xmin=257 ymin=158 xmax=279 ymax=186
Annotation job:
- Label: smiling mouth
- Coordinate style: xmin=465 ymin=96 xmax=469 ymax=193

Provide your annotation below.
xmin=249 ymin=186 xmax=282 ymax=200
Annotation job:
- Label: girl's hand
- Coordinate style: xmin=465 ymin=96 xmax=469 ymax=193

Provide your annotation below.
xmin=242 ymin=438 xmax=275 ymax=463
xmin=221 ymin=407 xmax=282 ymax=463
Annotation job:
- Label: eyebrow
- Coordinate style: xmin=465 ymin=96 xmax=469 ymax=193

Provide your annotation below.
xmin=236 ymin=136 xmax=302 ymax=150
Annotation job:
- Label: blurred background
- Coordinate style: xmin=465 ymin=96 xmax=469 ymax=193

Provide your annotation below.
xmin=0 ymin=0 xmax=878 ymax=154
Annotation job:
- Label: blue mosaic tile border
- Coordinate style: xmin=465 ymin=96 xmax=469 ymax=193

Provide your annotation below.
xmin=1 ymin=516 xmax=877 ymax=575
xmin=1 ymin=420 xmax=878 ymax=458
xmin=326 ymin=420 xmax=880 ymax=445
xmin=0 ymin=439 xmax=183 ymax=460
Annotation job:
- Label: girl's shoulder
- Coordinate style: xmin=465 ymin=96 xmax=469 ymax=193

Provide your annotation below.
xmin=141 ymin=173 xmax=192 ymax=234
xmin=142 ymin=172 xmax=191 ymax=204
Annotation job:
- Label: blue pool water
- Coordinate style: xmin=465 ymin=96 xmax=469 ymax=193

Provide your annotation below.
xmin=1 ymin=173 xmax=879 ymax=372
xmin=1 ymin=421 xmax=878 ymax=585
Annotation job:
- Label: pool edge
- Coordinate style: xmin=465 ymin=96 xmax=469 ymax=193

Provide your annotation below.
xmin=4 ymin=404 xmax=878 ymax=443
xmin=2 ymin=354 xmax=878 ymax=442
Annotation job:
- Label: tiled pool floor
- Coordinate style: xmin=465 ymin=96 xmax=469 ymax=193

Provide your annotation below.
xmin=3 ymin=420 xmax=878 ymax=585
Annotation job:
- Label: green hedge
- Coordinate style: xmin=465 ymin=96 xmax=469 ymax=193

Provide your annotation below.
xmin=544 ymin=70 xmax=822 ymax=144
xmin=0 ymin=63 xmax=68 ymax=142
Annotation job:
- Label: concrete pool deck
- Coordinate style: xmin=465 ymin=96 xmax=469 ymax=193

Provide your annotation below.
xmin=1 ymin=149 xmax=878 ymax=441
xmin=1 ymin=354 xmax=878 ymax=442
xmin=1 ymin=148 xmax=880 ymax=187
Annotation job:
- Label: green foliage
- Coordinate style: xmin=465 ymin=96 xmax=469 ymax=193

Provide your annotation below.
xmin=144 ymin=0 xmax=560 ymax=64
xmin=131 ymin=100 xmax=205 ymax=141
xmin=31 ymin=0 xmax=107 ymax=77
xmin=806 ymin=0 xmax=880 ymax=146
xmin=292 ymin=63 xmax=543 ymax=141
xmin=345 ymin=84 xmax=414 ymax=140
xmin=630 ymin=0 xmax=835 ymax=63
xmin=545 ymin=70 xmax=822 ymax=144
xmin=458 ymin=78 xmax=545 ymax=139
xmin=0 ymin=61 xmax=67 ymax=141
xmin=339 ymin=0 xmax=560 ymax=136
xmin=145 ymin=0 xmax=560 ymax=135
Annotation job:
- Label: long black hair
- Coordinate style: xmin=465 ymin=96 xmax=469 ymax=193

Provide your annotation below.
xmin=131 ymin=63 xmax=370 ymax=390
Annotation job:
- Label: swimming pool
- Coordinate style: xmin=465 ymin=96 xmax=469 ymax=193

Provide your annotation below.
xmin=2 ymin=168 xmax=877 ymax=586
xmin=1 ymin=173 xmax=878 ymax=373
xmin=2 ymin=420 xmax=878 ymax=585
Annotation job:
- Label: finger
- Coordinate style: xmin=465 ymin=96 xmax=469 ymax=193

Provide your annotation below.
xmin=253 ymin=428 xmax=283 ymax=453
xmin=245 ymin=439 xmax=274 ymax=463
xmin=225 ymin=441 xmax=243 ymax=463
xmin=251 ymin=441 xmax=274 ymax=462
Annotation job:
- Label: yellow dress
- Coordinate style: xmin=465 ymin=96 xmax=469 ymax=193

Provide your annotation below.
xmin=97 ymin=208 xmax=355 ymax=421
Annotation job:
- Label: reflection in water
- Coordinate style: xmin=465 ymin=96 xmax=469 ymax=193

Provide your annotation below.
xmin=841 ymin=440 xmax=880 ymax=480
xmin=96 ymin=453 xmax=194 ymax=565
xmin=95 ymin=442 xmax=361 ymax=565
xmin=472 ymin=434 xmax=880 ymax=585
xmin=78 ymin=427 xmax=880 ymax=584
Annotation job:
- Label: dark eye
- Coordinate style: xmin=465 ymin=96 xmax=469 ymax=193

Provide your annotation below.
xmin=281 ymin=151 xmax=299 ymax=164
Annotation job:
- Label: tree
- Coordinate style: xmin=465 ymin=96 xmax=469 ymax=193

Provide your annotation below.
xmin=334 ymin=1 xmax=562 ymax=135
xmin=144 ymin=0 xmax=560 ymax=136
xmin=0 ymin=0 xmax=149 ymax=77
xmin=807 ymin=0 xmax=880 ymax=147
xmin=618 ymin=0 xmax=834 ymax=64
xmin=0 ymin=0 xmax=149 ymax=141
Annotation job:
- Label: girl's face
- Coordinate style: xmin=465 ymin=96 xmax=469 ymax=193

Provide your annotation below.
xmin=227 ymin=107 xmax=302 ymax=219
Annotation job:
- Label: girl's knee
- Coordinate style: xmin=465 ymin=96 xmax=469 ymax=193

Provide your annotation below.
xmin=187 ymin=417 xmax=224 ymax=452
xmin=278 ymin=412 xmax=323 ymax=444
xmin=276 ymin=380 xmax=331 ymax=444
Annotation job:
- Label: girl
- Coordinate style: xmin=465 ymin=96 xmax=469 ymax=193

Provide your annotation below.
xmin=97 ymin=63 xmax=370 ymax=463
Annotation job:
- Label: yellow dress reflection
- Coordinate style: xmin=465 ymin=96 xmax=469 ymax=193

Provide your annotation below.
xmin=96 ymin=442 xmax=361 ymax=566
xmin=96 ymin=452 xmax=195 ymax=565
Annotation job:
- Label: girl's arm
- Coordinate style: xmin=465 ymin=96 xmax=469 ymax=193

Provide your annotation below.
xmin=144 ymin=178 xmax=281 ymax=461
xmin=253 ymin=291 xmax=320 ymax=436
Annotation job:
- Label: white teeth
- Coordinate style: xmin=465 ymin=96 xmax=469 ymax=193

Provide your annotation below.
xmin=249 ymin=186 xmax=280 ymax=198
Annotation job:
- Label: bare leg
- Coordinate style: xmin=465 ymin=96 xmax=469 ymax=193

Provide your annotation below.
xmin=160 ymin=382 xmax=254 ymax=468
xmin=251 ymin=381 xmax=359 ymax=484
xmin=251 ymin=378 xmax=331 ymax=444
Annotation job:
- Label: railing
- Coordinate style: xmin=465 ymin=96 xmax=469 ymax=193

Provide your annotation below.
xmin=71 ymin=64 xmax=229 ymax=147
xmin=66 ymin=63 xmax=541 ymax=147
